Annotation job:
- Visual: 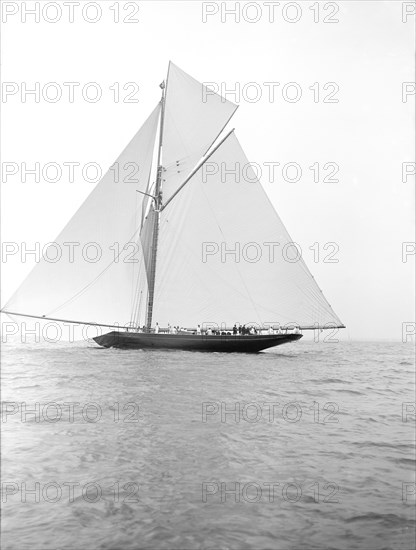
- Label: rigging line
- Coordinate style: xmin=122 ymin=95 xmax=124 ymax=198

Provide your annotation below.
xmin=44 ymin=119 xmax=159 ymax=318
xmin=168 ymin=65 xmax=237 ymax=164
xmin=271 ymin=215 xmax=341 ymax=319
xmin=156 ymin=212 xmax=255 ymax=306
xmin=45 ymin=225 xmax=144 ymax=317
xmin=130 ymin=244 xmax=144 ymax=325
xmin=1 ymin=310 xmax=129 ymax=330
xmin=144 ymin=74 xmax=167 ymax=330
xmin=133 ymin=247 xmax=147 ymax=327
xmin=1 ymin=308 xmax=341 ymax=331
xmin=137 ymin=190 xmax=157 ymax=199
xmin=162 ymin=93 xmax=236 ymax=178
xmin=252 ymin=227 xmax=330 ymax=312
xmin=267 ymin=276 xmax=336 ymax=323
xmin=161 ymin=128 xmax=235 ymax=211
xmin=139 ymin=110 xmax=161 ymax=228
xmin=165 ymin=111 xmax=192 ymax=165
xmin=3 ymin=104 xmax=160 ymax=314
xmin=237 ymin=143 xmax=344 ymax=325
xmin=135 ymin=290 xmax=143 ymax=327
xmin=201 ymin=103 xmax=239 ymax=158
xmin=161 ymin=182 xmax=337 ymax=325
xmin=157 ymin=199 xmax=312 ymax=323
xmin=195 ymin=171 xmax=263 ymax=325
xmin=163 ymin=63 xmax=213 ymax=169
xmin=160 ymin=69 xmax=237 ymax=181
xmin=132 ymin=187 xmax=146 ymax=319
xmin=160 ymin=97 xmax=237 ymax=185
xmin=243 ymin=289 xmax=321 ymax=324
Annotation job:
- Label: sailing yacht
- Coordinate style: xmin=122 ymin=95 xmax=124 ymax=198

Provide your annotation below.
xmin=2 ymin=62 xmax=345 ymax=352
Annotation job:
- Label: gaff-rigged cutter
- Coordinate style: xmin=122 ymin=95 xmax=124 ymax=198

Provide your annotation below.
xmin=2 ymin=62 xmax=345 ymax=351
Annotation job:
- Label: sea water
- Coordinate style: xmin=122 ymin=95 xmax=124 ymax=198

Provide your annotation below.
xmin=1 ymin=340 xmax=415 ymax=550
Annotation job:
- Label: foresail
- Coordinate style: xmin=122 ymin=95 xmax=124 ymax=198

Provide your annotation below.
xmin=152 ymin=132 xmax=344 ymax=329
xmin=3 ymin=105 xmax=160 ymax=327
xmin=161 ymin=62 xmax=238 ymax=203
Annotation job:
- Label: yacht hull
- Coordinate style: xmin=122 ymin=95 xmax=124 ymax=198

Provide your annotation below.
xmin=93 ymin=331 xmax=302 ymax=352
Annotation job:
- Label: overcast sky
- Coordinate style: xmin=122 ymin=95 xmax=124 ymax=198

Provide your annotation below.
xmin=1 ymin=1 xmax=415 ymax=341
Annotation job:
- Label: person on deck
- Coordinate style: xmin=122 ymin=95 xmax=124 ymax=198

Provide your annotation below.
xmin=233 ymin=324 xmax=237 ymax=335
xmin=197 ymin=325 xmax=201 ymax=335
xmin=155 ymin=323 xmax=160 ymax=334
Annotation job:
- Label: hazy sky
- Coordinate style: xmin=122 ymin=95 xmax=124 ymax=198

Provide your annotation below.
xmin=1 ymin=1 xmax=415 ymax=341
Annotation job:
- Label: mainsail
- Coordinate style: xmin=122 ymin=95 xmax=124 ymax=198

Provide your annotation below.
xmin=3 ymin=105 xmax=160 ymax=327
xmin=3 ymin=62 xmax=344 ymax=332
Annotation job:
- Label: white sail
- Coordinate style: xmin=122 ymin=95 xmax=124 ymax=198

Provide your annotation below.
xmin=3 ymin=64 xmax=344 ymax=336
xmin=4 ymin=105 xmax=160 ymax=327
xmin=152 ymin=132 xmax=343 ymax=329
xmin=140 ymin=204 xmax=157 ymax=286
xmin=161 ymin=62 xmax=238 ymax=203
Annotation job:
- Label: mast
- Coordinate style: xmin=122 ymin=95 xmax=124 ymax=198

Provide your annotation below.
xmin=145 ymin=80 xmax=166 ymax=330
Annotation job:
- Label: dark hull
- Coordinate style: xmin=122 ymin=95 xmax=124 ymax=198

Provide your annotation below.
xmin=93 ymin=331 xmax=302 ymax=352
